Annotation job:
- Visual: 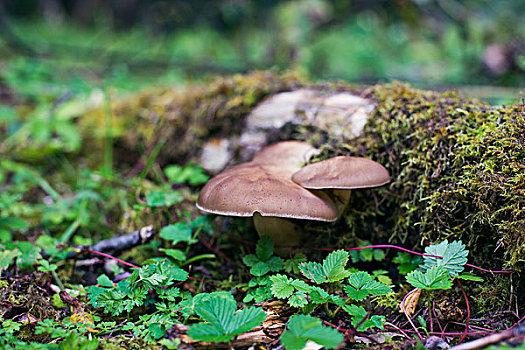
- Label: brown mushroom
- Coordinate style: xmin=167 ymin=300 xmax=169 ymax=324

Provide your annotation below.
xmin=196 ymin=141 xmax=337 ymax=250
xmin=291 ymin=156 xmax=390 ymax=216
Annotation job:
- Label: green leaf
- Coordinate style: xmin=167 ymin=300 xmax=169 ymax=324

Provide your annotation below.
xmin=250 ymin=261 xmax=270 ymax=276
xmin=160 ymin=223 xmax=195 ymax=245
xmin=270 ymin=275 xmax=295 ymax=299
xmin=146 ymin=190 xmax=183 ymax=207
xmin=280 ymin=315 xmax=343 ymax=350
xmin=308 ymin=286 xmax=330 ymax=304
xmin=344 ymin=272 xmax=392 ymax=301
xmin=299 ymin=250 xmax=350 ymax=284
xmin=457 ymin=273 xmax=484 ymax=282
xmin=343 ymin=304 xmax=384 ymax=331
xmin=422 ymin=240 xmax=468 ymax=276
xmin=266 ymin=256 xmax=284 ymax=272
xmin=284 ymin=254 xmax=307 ymax=274
xmin=256 ymin=236 xmax=274 ymax=261
xmin=0 ymin=217 xmax=28 ymax=230
xmin=242 ymin=254 xmax=260 ymax=267
xmin=393 ymin=252 xmax=422 ymax=275
xmin=288 ymin=292 xmax=309 ymax=308
xmin=161 ymin=248 xmax=186 ymax=261
xmin=406 ymin=266 xmax=453 ymax=290
xmin=97 ymin=275 xmax=114 ymax=287
xmin=322 ymin=250 xmax=350 ymax=282
xmin=188 ymin=292 xmax=266 ymax=343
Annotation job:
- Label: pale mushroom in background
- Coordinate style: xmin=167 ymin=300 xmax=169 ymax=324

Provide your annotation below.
xmin=291 ymin=156 xmax=391 ymax=217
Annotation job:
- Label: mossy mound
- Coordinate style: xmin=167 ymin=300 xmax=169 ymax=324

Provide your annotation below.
xmin=337 ymin=83 xmax=524 ymax=272
xmin=80 ymin=72 xmax=524 ymax=273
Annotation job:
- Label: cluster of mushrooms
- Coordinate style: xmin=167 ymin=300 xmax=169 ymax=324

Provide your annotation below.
xmin=196 ymin=141 xmax=390 ymax=252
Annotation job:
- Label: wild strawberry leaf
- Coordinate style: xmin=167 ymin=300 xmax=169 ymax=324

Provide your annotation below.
xmin=422 ymin=240 xmax=468 ymax=276
xmin=270 ymin=275 xmax=311 ymax=300
xmin=256 ymin=236 xmax=274 ymax=261
xmin=344 ymin=271 xmax=391 ymax=301
xmin=187 ymin=292 xmax=266 ymax=343
xmin=406 ymin=266 xmax=452 ymax=290
xmin=322 ymin=250 xmax=351 ymax=282
xmin=270 ymin=274 xmax=295 ymax=299
xmin=250 ymin=261 xmax=270 ymax=276
xmin=299 ymin=261 xmax=326 ymax=284
xmin=288 ymin=292 xmax=309 ymax=308
xmin=299 ymin=250 xmax=350 ymax=284
xmin=266 ymin=256 xmax=284 ymax=272
xmin=280 ymin=315 xmax=343 ymax=350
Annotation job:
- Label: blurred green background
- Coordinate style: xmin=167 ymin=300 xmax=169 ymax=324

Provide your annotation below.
xmin=1 ymin=0 xmax=524 ymax=104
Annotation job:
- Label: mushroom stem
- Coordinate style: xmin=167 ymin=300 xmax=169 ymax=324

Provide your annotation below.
xmin=253 ymin=212 xmax=304 ymax=255
xmin=312 ymin=189 xmax=351 ymax=218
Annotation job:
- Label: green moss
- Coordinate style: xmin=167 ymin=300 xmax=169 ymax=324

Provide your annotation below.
xmin=331 ymin=83 xmax=524 ymax=273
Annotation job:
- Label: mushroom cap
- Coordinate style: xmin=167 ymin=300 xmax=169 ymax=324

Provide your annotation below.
xmin=197 ymin=142 xmax=337 ymax=222
xmin=291 ymin=156 xmax=390 ymax=189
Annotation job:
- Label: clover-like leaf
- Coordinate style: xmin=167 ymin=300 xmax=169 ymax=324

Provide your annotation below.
xmin=242 ymin=254 xmax=260 ymax=267
xmin=406 ymin=266 xmax=452 ymax=290
xmin=344 ymin=271 xmax=391 ymax=301
xmin=422 ymin=240 xmax=468 ymax=276
xmin=280 ymin=315 xmax=343 ymax=350
xmin=250 ymin=261 xmax=270 ymax=276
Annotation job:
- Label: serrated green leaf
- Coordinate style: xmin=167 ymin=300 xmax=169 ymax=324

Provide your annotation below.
xmin=188 ymin=323 xmax=231 ymax=343
xmin=423 ymin=240 xmax=468 ymax=276
xmin=266 ymin=256 xmax=284 ymax=272
xmin=290 ymin=279 xmax=311 ymax=293
xmin=284 ymin=254 xmax=307 ymax=274
xmin=188 ymin=291 xmax=266 ymax=343
xmin=299 ymin=261 xmax=326 ymax=284
xmin=322 ymin=250 xmax=350 ymax=282
xmin=229 ymin=306 xmax=267 ymax=335
xmin=344 ymin=272 xmax=391 ymax=301
xmin=251 ymin=261 xmax=270 ymax=276
xmin=288 ymin=291 xmax=309 ymax=308
xmin=406 ymin=266 xmax=452 ymax=290
xmin=242 ymin=254 xmax=260 ymax=267
xmin=308 ymin=286 xmax=330 ymax=304
xmin=270 ymin=274 xmax=295 ymax=299
xmin=280 ymin=315 xmax=343 ymax=350
xmin=256 ymin=236 xmax=274 ymax=261
xmin=343 ymin=304 xmax=383 ymax=331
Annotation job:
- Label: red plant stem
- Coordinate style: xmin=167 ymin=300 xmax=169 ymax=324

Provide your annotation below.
xmin=456 ymin=278 xmax=470 ymax=345
xmin=432 ymin=300 xmax=445 ymax=336
xmin=401 ymin=288 xmax=423 ymax=340
xmin=83 ymin=249 xmax=140 ymax=269
xmin=509 ymin=314 xmax=525 ymax=330
xmin=323 ymin=320 xmax=350 ymax=334
xmin=199 ymin=236 xmax=235 ymax=264
xmin=384 ymin=327 xmax=493 ymax=336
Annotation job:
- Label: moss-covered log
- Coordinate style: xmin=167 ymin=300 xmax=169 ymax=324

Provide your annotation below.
xmin=81 ymin=72 xmax=524 ymax=273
